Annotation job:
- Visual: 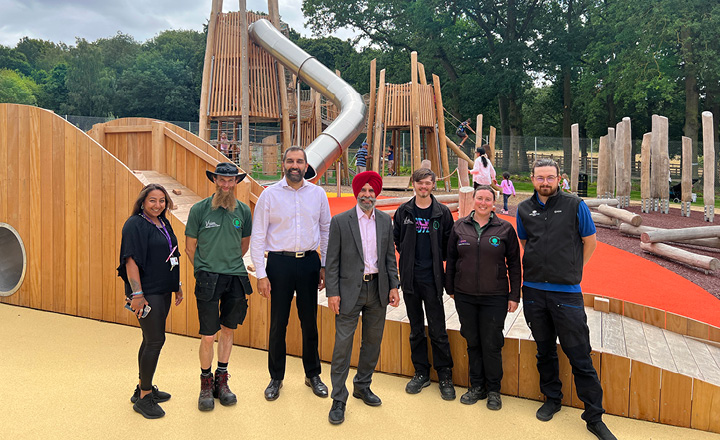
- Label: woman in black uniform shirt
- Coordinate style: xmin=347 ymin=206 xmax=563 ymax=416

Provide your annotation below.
xmin=118 ymin=183 xmax=183 ymax=419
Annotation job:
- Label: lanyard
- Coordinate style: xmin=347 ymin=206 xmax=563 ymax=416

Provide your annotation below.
xmin=141 ymin=213 xmax=174 ymax=253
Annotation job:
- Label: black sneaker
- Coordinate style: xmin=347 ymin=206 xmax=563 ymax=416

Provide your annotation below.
xmin=486 ymin=391 xmax=502 ymax=410
xmin=405 ymin=373 xmax=430 ymax=394
xmin=214 ymin=370 xmax=237 ymax=406
xmin=587 ymin=421 xmax=617 ymax=440
xmin=439 ymin=377 xmax=456 ymax=401
xmin=130 ymin=385 xmax=171 ymax=404
xmin=460 ymin=387 xmax=488 ymax=405
xmin=133 ymin=393 xmax=165 ymax=419
xmin=536 ymin=400 xmax=562 ymax=421
xmin=198 ymin=374 xmax=215 ymax=411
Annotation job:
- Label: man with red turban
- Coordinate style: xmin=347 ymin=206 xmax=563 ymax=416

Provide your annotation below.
xmin=325 ymin=171 xmax=400 ymax=424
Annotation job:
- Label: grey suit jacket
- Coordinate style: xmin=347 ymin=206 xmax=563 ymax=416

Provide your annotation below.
xmin=325 ymin=206 xmax=399 ymax=315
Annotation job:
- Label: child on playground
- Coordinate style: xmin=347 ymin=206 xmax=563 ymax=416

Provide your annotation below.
xmin=500 ymin=171 xmax=515 ymax=214
xmin=561 ymin=173 xmax=570 ymax=192
xmin=456 ymin=119 xmax=473 ymax=146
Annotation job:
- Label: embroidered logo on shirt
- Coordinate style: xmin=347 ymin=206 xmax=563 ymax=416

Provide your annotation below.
xmin=415 ymin=217 xmax=430 ymax=234
xmin=403 ymin=218 xmax=414 ymax=225
xmin=554 ymin=210 xmax=562 ymax=213
xmin=458 ymin=239 xmax=470 ymax=246
xmin=233 ymin=218 xmax=241 ymax=229
xmin=433 ymin=220 xmax=440 ymax=230
xmin=205 ymin=220 xmax=221 ymax=229
xmin=489 ymin=236 xmax=500 ymax=247
xmin=529 ymin=210 xmax=540 ymax=217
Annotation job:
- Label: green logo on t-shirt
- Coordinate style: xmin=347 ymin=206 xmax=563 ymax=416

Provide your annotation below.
xmin=233 ymin=218 xmax=241 ymax=229
xmin=489 ymin=236 xmax=500 ymax=247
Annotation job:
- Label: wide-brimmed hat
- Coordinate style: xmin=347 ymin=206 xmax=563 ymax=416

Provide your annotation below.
xmin=206 ymin=162 xmax=247 ymax=183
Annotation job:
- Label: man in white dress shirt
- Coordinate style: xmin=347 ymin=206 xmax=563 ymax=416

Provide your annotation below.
xmin=250 ymin=146 xmax=331 ymax=401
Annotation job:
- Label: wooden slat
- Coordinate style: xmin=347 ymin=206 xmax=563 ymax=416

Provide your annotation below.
xmin=622 ymin=315 xmax=652 ymax=364
xmin=518 ymin=339 xmax=543 ymax=400
xmin=624 ymin=302 xmax=644 ymax=321
xmin=571 ymin=350 xmax=601 ymax=409
xmin=500 ymin=338 xmax=519 ymax=396
xmin=101 ymin=152 xmax=116 ymax=323
xmin=659 ymin=369 xmax=692 ymax=427
xmin=448 ymin=329 xmax=468 ymax=387
xmin=285 ymin=296 xmax=303 ymax=357
xmin=88 ymin=138 xmax=103 ymax=320
xmin=26 ymin=107 xmax=42 ymax=308
xmin=400 ymin=321 xmax=414 ymax=377
xmin=642 ymin=322 xmax=677 ymax=372
xmin=76 ymin=132 xmax=91 ymax=317
xmin=666 ymin=313 xmax=688 ymax=335
xmin=320 ymin=306 xmax=335 ymax=362
xmin=115 ymin=164 xmax=130 ymax=326
xmin=3 ymin=105 xmax=19 ymax=306
xmin=39 ymin=109 xmax=54 ymax=311
xmin=0 ymin=105 xmax=7 ymax=222
xmin=685 ymin=337 xmax=720 ymax=385
xmin=687 ymin=319 xmax=709 ymax=340
xmin=379 ymin=320 xmax=402 ymax=374
xmin=609 ymin=298 xmax=623 ymax=315
xmin=628 ymin=361 xmax=661 ymax=422
xmin=52 ymin=116 xmax=66 ymax=313
xmin=645 ymin=306 xmax=665 ymax=328
xmin=64 ymin=122 xmax=78 ymax=315
xmin=600 ymin=352 xmax=631 ymax=417
xmin=663 ymin=329 xmax=702 ymax=378
xmin=16 ymin=105 xmax=30 ymax=307
xmin=691 ymin=379 xmax=720 ymax=433
xmin=103 ymin=125 xmax=153 ymax=133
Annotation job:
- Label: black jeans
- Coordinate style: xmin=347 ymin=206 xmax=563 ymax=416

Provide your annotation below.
xmin=137 ymin=293 xmax=172 ymax=391
xmin=266 ymin=251 xmax=321 ymax=380
xmin=454 ymin=293 xmax=507 ymax=392
xmin=405 ymin=279 xmax=453 ymax=377
xmin=522 ymin=285 xmax=604 ymax=423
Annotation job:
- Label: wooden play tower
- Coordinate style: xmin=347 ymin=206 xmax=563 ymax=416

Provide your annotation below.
xmin=198 ymin=0 xmax=341 ymax=178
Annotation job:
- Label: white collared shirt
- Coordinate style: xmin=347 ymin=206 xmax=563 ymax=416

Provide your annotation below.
xmin=356 ymin=204 xmax=378 ymax=275
xmin=251 ymin=177 xmax=331 ymax=278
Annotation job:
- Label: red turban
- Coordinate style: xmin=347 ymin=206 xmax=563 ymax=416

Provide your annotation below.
xmin=352 ymin=171 xmax=383 ymax=198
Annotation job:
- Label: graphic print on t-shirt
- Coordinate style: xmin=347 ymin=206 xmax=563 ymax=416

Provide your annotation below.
xmin=415 ymin=217 xmax=430 ymax=234
xmin=413 ymin=205 xmax=434 ymax=283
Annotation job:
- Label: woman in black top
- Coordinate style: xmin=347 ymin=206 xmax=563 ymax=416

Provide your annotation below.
xmin=118 ymin=183 xmax=183 ymax=419
xmin=446 ymin=185 xmax=521 ymax=411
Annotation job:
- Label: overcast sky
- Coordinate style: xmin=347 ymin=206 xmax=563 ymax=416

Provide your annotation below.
xmin=0 ymin=0 xmax=357 ymax=47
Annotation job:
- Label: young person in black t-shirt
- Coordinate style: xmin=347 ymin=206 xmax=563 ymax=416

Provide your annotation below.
xmin=393 ymin=168 xmax=456 ymax=400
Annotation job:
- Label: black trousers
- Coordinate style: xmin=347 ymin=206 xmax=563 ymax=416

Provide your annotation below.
xmin=137 ymin=293 xmax=172 ymax=391
xmin=266 ymin=251 xmax=321 ymax=380
xmin=404 ymin=279 xmax=453 ymax=377
xmin=454 ymin=293 xmax=507 ymax=392
xmin=522 ymin=285 xmax=605 ymax=423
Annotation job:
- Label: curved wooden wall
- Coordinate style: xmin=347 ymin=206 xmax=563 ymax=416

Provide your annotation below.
xmin=1 ymin=105 xmax=718 ymax=434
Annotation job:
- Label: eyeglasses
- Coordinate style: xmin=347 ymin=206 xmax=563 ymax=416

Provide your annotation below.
xmin=532 ymin=175 xmax=557 ymax=183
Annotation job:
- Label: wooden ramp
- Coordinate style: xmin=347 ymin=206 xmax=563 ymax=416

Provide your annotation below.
xmin=382 ymin=175 xmax=412 ymax=190
xmin=1 ymin=104 xmax=719 ymax=435
xmin=133 ymin=171 xmax=203 ymax=224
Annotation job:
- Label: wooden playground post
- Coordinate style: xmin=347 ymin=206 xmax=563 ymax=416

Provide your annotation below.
xmin=199 ymin=0 xmax=222 ymax=141
xmin=432 ymin=74 xmax=451 ymax=191
xmin=239 ymin=3 xmax=251 ymax=174
xmin=372 ymin=69 xmax=387 ymax=172
xmin=410 ymin=52 xmax=422 ymax=170
xmin=701 ymin=111 xmax=715 ymax=222
xmin=476 ymin=114 xmax=483 ymax=148
xmin=640 ymin=133 xmax=652 ymax=212
xmin=682 ymin=136 xmax=692 ymax=217
xmin=571 ymin=123 xmax=580 ymax=194
xmin=651 ymin=115 xmax=670 ymax=213
xmin=608 ymin=127 xmax=616 ymax=197
xmin=596 ymin=135 xmax=609 ymax=198
xmin=367 ymin=59 xmax=376 ymax=167
xmin=269 ymin=0 xmax=291 ymax=153
xmin=615 ymin=117 xmax=632 ymax=207
xmin=488 ymin=126 xmax=496 ymax=165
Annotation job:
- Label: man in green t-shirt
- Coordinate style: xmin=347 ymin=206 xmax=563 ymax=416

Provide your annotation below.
xmin=186 ymin=162 xmax=253 ymax=412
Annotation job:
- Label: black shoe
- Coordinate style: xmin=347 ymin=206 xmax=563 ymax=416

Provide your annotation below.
xmin=305 ymin=375 xmax=329 ymax=398
xmin=214 ymin=370 xmax=237 ymax=406
xmin=460 ymin=387 xmax=488 ymax=405
xmin=133 ymin=393 xmax=165 ymax=419
xmin=587 ymin=421 xmax=617 ymax=440
xmin=130 ymin=385 xmax=171 ymax=404
xmin=405 ymin=372 xmax=430 ymax=394
xmin=352 ymin=387 xmax=382 ymax=406
xmin=536 ymin=400 xmax=562 ymax=421
xmin=198 ymin=374 xmax=215 ymax=411
xmin=264 ymin=379 xmax=283 ymax=401
xmin=328 ymin=400 xmax=346 ymax=425
xmin=439 ymin=377 xmax=456 ymax=401
xmin=486 ymin=391 xmax=502 ymax=410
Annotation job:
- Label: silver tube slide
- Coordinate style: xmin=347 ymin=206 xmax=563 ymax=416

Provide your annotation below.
xmin=0 ymin=223 xmax=26 ymax=297
xmin=249 ymin=19 xmax=366 ymax=181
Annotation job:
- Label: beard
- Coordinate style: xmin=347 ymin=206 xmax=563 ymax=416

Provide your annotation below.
xmin=212 ymin=186 xmax=236 ymax=211
xmin=358 ymin=196 xmax=376 ymax=212
xmin=536 ymin=184 xmax=558 ymax=197
xmin=285 ymin=166 xmax=304 ymax=183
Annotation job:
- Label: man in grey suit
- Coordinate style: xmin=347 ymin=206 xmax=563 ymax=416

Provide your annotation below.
xmin=325 ymin=171 xmax=400 ymax=425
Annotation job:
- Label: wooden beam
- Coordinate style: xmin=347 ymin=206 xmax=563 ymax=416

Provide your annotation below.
xmin=199 ymin=0 xmax=222 ymax=141
xmin=103 ymin=125 xmax=152 ymax=133
xmin=640 ymin=132 xmax=652 ymax=211
xmin=163 ymin=127 xmax=218 ymax=167
xmin=239 ymin=4 xmax=251 ymax=173
xmin=269 ymin=0 xmax=291 ymax=153
xmin=372 ymin=69 xmax=387 ymax=172
xmin=432 ymin=74 xmax=450 ymax=190
xmin=410 ymin=52 xmax=421 ymax=170
xmin=366 ymin=59 xmax=376 ymax=157
xmin=597 ymin=204 xmax=642 ymax=226
xmin=571 ymin=123 xmax=579 ymax=193
xmin=701 ymin=111 xmax=715 ymax=222
xmin=475 ymin=114 xmax=483 ymax=148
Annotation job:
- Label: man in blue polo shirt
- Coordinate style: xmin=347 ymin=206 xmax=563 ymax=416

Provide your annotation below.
xmin=356 ymin=141 xmax=368 ymax=173
xmin=516 ymin=158 xmax=615 ymax=440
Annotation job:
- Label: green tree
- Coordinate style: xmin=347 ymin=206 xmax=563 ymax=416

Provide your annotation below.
xmin=0 ymin=69 xmax=39 ymax=105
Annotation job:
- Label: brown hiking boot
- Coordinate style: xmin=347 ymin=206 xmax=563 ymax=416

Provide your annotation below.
xmin=214 ymin=370 xmax=237 ymax=406
xmin=198 ymin=374 xmax=215 ymax=411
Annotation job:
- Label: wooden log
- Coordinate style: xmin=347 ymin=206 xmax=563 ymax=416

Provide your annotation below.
xmin=458 ymin=186 xmax=474 ymax=217
xmin=571 ymin=123 xmax=579 ymax=193
xmin=702 ymin=111 xmax=715 ymax=222
xmin=641 ymin=226 xmax=720 ymax=243
xmin=444 ymin=135 xmax=474 ymax=165
xmin=410 ymin=52 xmax=422 ymax=170
xmin=372 ymin=69 xmax=386 ymax=172
xmin=640 ymin=242 xmax=720 ymax=271
xmin=458 ymin=157 xmax=469 ymax=187
xmin=488 ymin=126 xmax=497 ymax=165
xmin=198 ymin=0 xmax=221 ymax=140
xmin=584 ymin=198 xmax=619 ymax=208
xmin=640 ymin=132 xmax=652 ymax=212
xmin=651 ymin=115 xmax=670 ymax=211
xmin=475 ymin=114 xmax=483 ymax=149
xmin=597 ymin=204 xmax=642 ymax=226
xmin=366 ymin=58 xmax=376 ymax=158
xmin=239 ymin=2 xmax=251 ymax=174
xmin=615 ymin=117 xmax=632 ymax=206
xmin=596 ymin=135 xmax=611 ymax=198
xmin=432 ymin=74 xmax=450 ymax=191
xmin=607 ymin=128 xmax=616 ymax=194
xmin=619 ymin=223 xmax=720 ymax=249
xmin=681 ymin=136 xmax=693 ymax=217
xmin=591 ymin=212 xmax=618 ymax=227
